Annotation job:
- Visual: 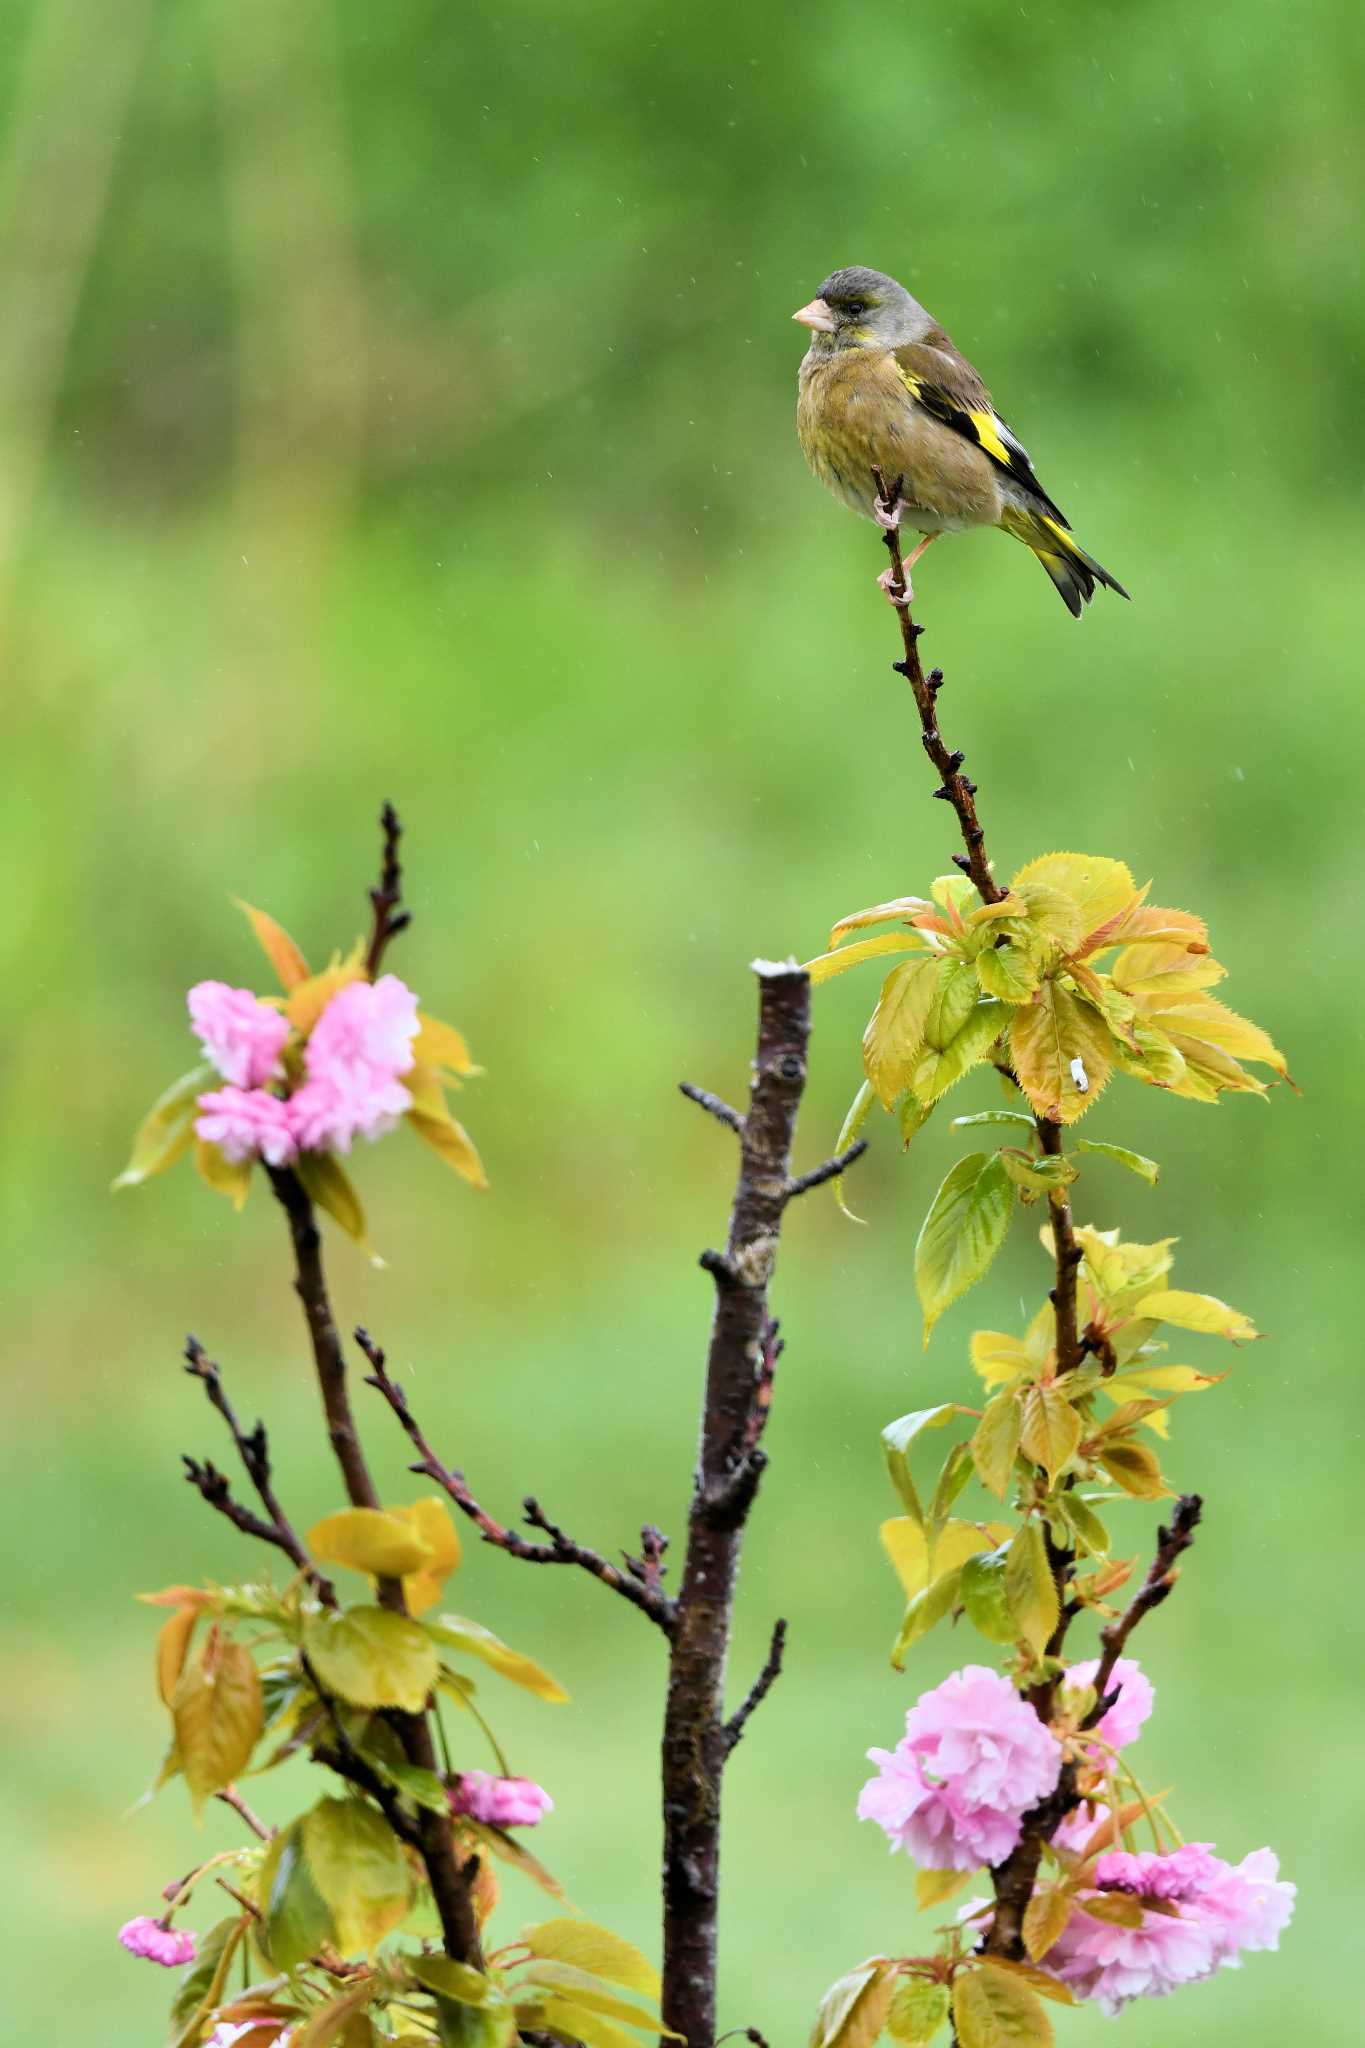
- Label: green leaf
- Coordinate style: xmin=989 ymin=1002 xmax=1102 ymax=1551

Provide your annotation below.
xmin=301 ymin=1796 xmax=410 ymax=1954
xmin=171 ymin=1627 xmax=263 ymax=1813
xmin=959 ymin=1543 xmax=1016 ymax=1644
xmin=1004 ymin=1523 xmax=1059 ymax=1656
xmin=423 ymin=1614 xmax=568 ymax=1702
xmin=295 ymin=1150 xmax=378 ymax=1258
xmin=1131 ymin=1289 xmax=1260 ymax=1342
xmin=165 ymin=1915 xmax=248 ymax=2048
xmin=881 ymin=1406 xmax=959 ymax=1524
xmin=521 ymin=1918 xmax=660 ymax=2000
xmin=1074 ymin=1139 xmax=1159 ymax=1186
xmin=911 ymin=998 xmax=1006 ymax=1105
xmin=970 ymin=1391 xmax=1021 ymax=1500
xmin=914 ymin=1153 xmax=1013 ymax=1344
xmin=303 ymin=1605 xmax=438 ymax=1713
xmin=526 ymin=2001 xmax=644 ymax=2048
xmin=1000 ymin=1151 xmax=1077 ymax=1196
xmin=863 ymin=957 xmax=940 ymax=1109
xmin=114 ymin=1064 xmax=215 ymax=1190
xmin=434 ymin=1989 xmax=517 ymax=2048
xmin=413 ymin=1958 xmax=501 ymax=2005
xmin=887 ymin=1978 xmax=950 ymax=2045
xmin=833 ymin=1079 xmax=876 ymax=1222
xmin=952 ymin=1961 xmax=1054 ymax=2048
xmin=517 ymin=1962 xmax=668 ymax=2034
xmin=810 ymin=1961 xmax=898 ymax=2048
xmin=927 ymin=1441 xmax=975 ymax=1534
xmin=1018 ymin=1384 xmax=1082 ymax=1482
xmin=951 ymin=1110 xmax=1036 ymax=1132
xmin=1056 ymin=1493 xmax=1110 ymax=1558
xmin=293 ymin=1984 xmax=378 ymax=2048
xmin=891 ymin=1568 xmax=963 ymax=1668
xmin=1098 ymin=1441 xmax=1168 ymax=1499
xmin=261 ymin=1819 xmax=336 ymax=1971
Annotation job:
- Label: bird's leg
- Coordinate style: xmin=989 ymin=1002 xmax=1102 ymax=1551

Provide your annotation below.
xmin=872 ymin=494 xmax=909 ymax=533
xmin=876 ymin=530 xmax=941 ymax=607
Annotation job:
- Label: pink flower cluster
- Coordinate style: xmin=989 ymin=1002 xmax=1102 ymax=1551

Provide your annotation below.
xmin=449 ymin=1771 xmax=554 ymax=1828
xmin=1061 ymin=1655 xmax=1155 ymax=1753
xmin=858 ymin=1666 xmax=1062 ymax=1870
xmin=1046 ymin=1843 xmax=1295 ymax=2014
xmin=118 ymin=1915 xmax=197 ymax=1967
xmin=190 ymin=976 xmax=420 ymax=1166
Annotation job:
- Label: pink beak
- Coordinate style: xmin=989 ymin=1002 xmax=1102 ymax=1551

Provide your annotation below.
xmin=792 ymin=296 xmax=836 ymax=334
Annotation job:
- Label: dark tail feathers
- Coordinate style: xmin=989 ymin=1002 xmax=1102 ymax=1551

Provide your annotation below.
xmin=1003 ymin=507 xmax=1130 ymax=617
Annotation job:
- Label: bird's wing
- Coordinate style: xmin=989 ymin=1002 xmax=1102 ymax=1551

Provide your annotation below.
xmin=891 ymin=341 xmax=1069 ymax=526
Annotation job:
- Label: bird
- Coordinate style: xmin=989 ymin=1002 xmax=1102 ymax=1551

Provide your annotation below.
xmin=793 ymin=265 xmax=1128 ymax=616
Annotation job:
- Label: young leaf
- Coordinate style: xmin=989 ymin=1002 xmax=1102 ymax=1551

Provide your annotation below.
xmin=975 ymin=937 xmax=1043 ymax=1004
xmin=236 ymin=898 xmax=311 ymax=988
xmin=303 ymin=1605 xmax=438 ymax=1713
xmin=1022 ymin=1889 xmax=1073 ymax=1963
xmin=1074 ymin=1139 xmax=1159 ymax=1186
xmin=915 ymin=1867 xmax=974 ymax=1911
xmin=1018 ymin=1385 xmax=1082 ymax=1482
xmin=414 ymin=1958 xmax=500 ymax=2004
xmin=521 ymin=1918 xmax=660 ymax=2000
xmin=886 ymin=1979 xmax=950 ymax=2045
xmin=1000 ymin=1151 xmax=1077 ymax=1196
xmin=389 ymin=1495 xmax=463 ymax=1614
xmin=969 ymin=1331 xmax=1032 ymax=1389
xmin=809 ymin=1960 xmax=897 ymax=2048
xmin=1009 ymin=984 xmax=1113 ymax=1123
xmin=880 ymin=1405 xmax=959 ymax=1523
xmin=1004 ymin=1524 xmax=1060 ymax=1657
xmin=293 ymin=1983 xmax=378 ymax=2048
xmin=524 ymin=2000 xmax=638 ymax=2048
xmin=1098 ymin=1441 xmax=1169 ymax=1500
xmin=113 ymin=1064 xmax=215 ymax=1190
xmin=928 ymin=1440 xmax=975 ymax=1533
xmin=194 ymin=1137 xmax=252 ymax=1211
xmin=1010 ymin=852 xmax=1137 ymax=939
xmin=423 ymin=1614 xmax=568 ymax=1702
xmin=1056 ymin=1493 xmax=1110 ymax=1558
xmin=952 ymin=1961 xmax=1053 ymax=2048
xmin=1131 ymin=1289 xmax=1260 ymax=1342
xmin=832 ymin=1078 xmax=876 ymax=1222
xmin=914 ymin=1153 xmax=1013 ymax=1344
xmin=880 ymin=1517 xmax=929 ymax=1596
xmin=970 ymin=1391 xmax=1022 ymax=1500
xmin=407 ymin=1107 xmax=489 ymax=1190
xmin=516 ymin=1962 xmax=669 ymax=2034
xmin=1111 ymin=941 xmax=1224 ymax=997
xmin=295 ymin=1151 xmax=377 ymax=1259
xmin=301 ymin=1796 xmax=411 ymax=1954
xmin=910 ymin=999 xmax=1006 ymax=1105
xmin=891 ymin=1568 xmax=963 ymax=1667
xmin=952 ymin=1110 xmax=1035 ymax=1132
xmin=827 ymin=896 xmax=934 ymax=948
xmin=306 ymin=1508 xmax=432 ymax=1579
xmin=960 ymin=1543 xmax=1015 ymax=1644
xmin=862 ymin=957 xmax=940 ymax=1109
xmin=171 ymin=1627 xmax=263 ymax=1812
xmin=156 ymin=1601 xmax=205 ymax=1707
xmin=807 ymin=931 xmax=926 ymax=984
xmin=460 ymin=1818 xmax=567 ymax=1901
xmin=260 ymin=1820 xmax=337 ymax=1971
xmin=415 ymin=1011 xmax=477 ymax=1076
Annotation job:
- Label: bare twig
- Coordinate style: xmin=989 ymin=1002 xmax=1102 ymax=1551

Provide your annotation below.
xmin=1083 ymin=1495 xmax=1203 ymax=1724
xmin=358 ymin=1328 xmax=676 ymax=1635
xmin=723 ymin=1618 xmax=787 ymax=1753
xmin=181 ymin=1455 xmax=297 ymax=1556
xmin=364 ymin=800 xmax=411 ymax=978
xmin=680 ymin=1082 xmax=745 ymax=1134
xmin=784 ymin=1137 xmax=869 ymax=1198
xmin=216 ymin=1784 xmax=274 ymax=1840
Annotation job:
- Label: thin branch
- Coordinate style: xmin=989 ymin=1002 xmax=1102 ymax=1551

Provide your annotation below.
xmin=357 ymin=1327 xmax=676 ymax=1635
xmin=872 ymin=468 xmax=1004 ymax=905
xmin=680 ymin=1082 xmax=745 ymax=1134
xmin=723 ymin=1618 xmax=787 ymax=1753
xmin=1083 ymin=1495 xmax=1203 ymax=1724
xmin=364 ymin=800 xmax=411 ymax=978
xmin=181 ymin=1455 xmax=298 ymax=1557
xmin=1036 ymin=1123 xmax=1083 ymax=1374
xmin=784 ymin=1137 xmax=868 ymax=1198
xmin=216 ymin=1784 xmax=274 ymax=1840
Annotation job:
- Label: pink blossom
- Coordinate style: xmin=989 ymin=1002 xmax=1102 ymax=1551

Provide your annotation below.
xmin=287 ymin=1072 xmax=413 ymax=1154
xmin=1192 ymin=1848 xmax=1296 ymax=1965
xmin=118 ymin=1915 xmax=197 ymax=1967
xmin=450 ymin=1771 xmax=554 ymax=1827
xmin=188 ymin=982 xmax=290 ymax=1088
xmin=1051 ymin=1798 xmax=1112 ymax=1855
xmin=195 ymin=1086 xmax=298 ymax=1166
xmin=1044 ymin=1895 xmax=1216 ymax=2013
xmin=858 ymin=1665 xmax=1063 ymax=1871
xmin=205 ymin=2027 xmax=291 ymax=2048
xmin=1096 ymin=1842 xmax=1223 ymax=1902
xmin=1061 ymin=1656 xmax=1154 ymax=1751
xmin=290 ymin=975 xmax=420 ymax=1154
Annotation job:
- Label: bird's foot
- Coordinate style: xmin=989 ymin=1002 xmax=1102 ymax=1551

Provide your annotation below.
xmin=878 ymin=563 xmax=913 ymax=607
xmin=873 ymin=494 xmax=908 ymax=533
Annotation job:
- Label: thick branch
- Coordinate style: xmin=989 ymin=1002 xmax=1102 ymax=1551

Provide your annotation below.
xmin=358 ymin=1328 xmax=676 ymax=1635
xmin=660 ymin=961 xmax=812 ymax=2048
xmin=364 ymin=800 xmax=411 ymax=978
xmin=872 ymin=469 xmax=1004 ymax=905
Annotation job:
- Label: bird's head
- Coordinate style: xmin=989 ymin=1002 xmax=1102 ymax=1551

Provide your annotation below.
xmin=792 ymin=266 xmax=927 ymax=354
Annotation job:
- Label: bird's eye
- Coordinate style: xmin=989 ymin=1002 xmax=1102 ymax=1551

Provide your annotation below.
xmin=844 ymin=299 xmax=866 ymax=319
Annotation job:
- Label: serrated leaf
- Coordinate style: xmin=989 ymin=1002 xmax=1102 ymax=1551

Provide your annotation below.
xmin=1000 ymin=1151 xmax=1077 ymax=1196
xmin=862 ymin=957 xmax=940 ymax=1109
xmin=407 ymin=1107 xmax=489 ymax=1189
xmin=1138 ymin=991 xmax=1288 ymax=1077
xmin=303 ymin=1605 xmax=438 ymax=1713
xmin=423 ymin=1614 xmax=567 ymax=1701
xmin=971 ymin=1391 xmax=1022 ymax=1499
xmin=915 ymin=1153 xmax=1013 ymax=1345
xmin=307 ymin=1509 xmax=432 ymax=1579
xmin=237 ymin=899 xmax=311 ymax=989
xmin=171 ymin=1627 xmax=262 ymax=1812
xmin=1111 ymin=941 xmax=1225 ymax=997
xmin=521 ymin=1919 xmax=660 ymax=2000
xmin=1097 ymin=1441 xmax=1169 ymax=1500
xmin=910 ymin=999 xmax=1005 ymax=1105
xmin=975 ymin=940 xmax=1042 ymax=1003
xmin=1131 ymin=1289 xmax=1259 ymax=1342
xmin=810 ymin=1960 xmax=897 ymax=2048
xmin=194 ymin=1137 xmax=252 ymax=1210
xmin=915 ymin=1867 xmax=974 ymax=1911
xmin=295 ymin=1151 xmax=376 ymax=1258
xmin=1101 ymin=1365 xmax=1221 ymax=1404
xmin=833 ymin=1079 xmax=876 ymax=1222
xmin=960 ymin=1543 xmax=1015 ymax=1644
xmin=114 ymin=1064 xmax=216 ymax=1191
xmin=1009 ymin=984 xmax=1113 ymax=1123
xmin=1018 ymin=1385 xmax=1082 ymax=1482
xmin=413 ymin=1958 xmax=500 ymax=2004
xmin=887 ymin=1978 xmax=950 ymax=2045
xmin=952 ymin=1961 xmax=1053 ymax=2048
xmin=827 ymin=896 xmax=934 ymax=948
xmin=1056 ymin=1493 xmax=1110 ymax=1557
xmin=1010 ymin=853 xmax=1136 ymax=941
xmin=517 ymin=1962 xmax=669 ymax=2034
xmin=1074 ymin=1139 xmax=1159 ymax=1185
xmin=1004 ymin=1523 xmax=1059 ymax=1656
xmin=301 ymin=1796 xmax=410 ymax=1954
xmin=1022 ymin=1889 xmax=1073 ymax=1962
xmin=808 ymin=931 xmax=926 ymax=984
xmin=260 ymin=1820 xmax=336 ymax=1971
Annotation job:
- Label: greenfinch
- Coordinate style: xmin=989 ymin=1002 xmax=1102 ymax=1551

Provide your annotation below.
xmin=794 ymin=265 xmax=1127 ymax=615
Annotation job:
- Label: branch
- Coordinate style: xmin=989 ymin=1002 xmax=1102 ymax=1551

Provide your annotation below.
xmin=357 ymin=1327 xmax=676 ymax=1635
xmin=723 ymin=1618 xmax=787 ymax=1753
xmin=1036 ymin=1123 xmax=1083 ymax=1375
xmin=872 ymin=468 xmax=1004 ymax=905
xmin=181 ymin=1454 xmax=296 ymax=1556
xmin=784 ymin=1137 xmax=868 ymax=1198
xmin=1083 ymin=1494 xmax=1203 ymax=1724
xmin=364 ymin=800 xmax=411 ymax=978
xmin=680 ymin=1082 xmax=745 ymax=1134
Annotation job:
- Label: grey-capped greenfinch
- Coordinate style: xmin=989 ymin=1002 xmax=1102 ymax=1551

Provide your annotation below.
xmin=794 ymin=265 xmax=1127 ymax=615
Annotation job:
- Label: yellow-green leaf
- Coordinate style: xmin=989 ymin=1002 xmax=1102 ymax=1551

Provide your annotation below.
xmin=809 ymin=1961 xmax=897 ymax=2048
xmin=970 ymin=1332 xmax=1032 ymax=1389
xmin=1022 ymin=1889 xmax=1073 ymax=1963
xmin=828 ymin=896 xmax=934 ymax=948
xmin=1131 ymin=1289 xmax=1260 ymax=1342
xmin=832 ymin=1078 xmax=877 ymax=1222
xmin=1018 ymin=1384 xmax=1082 ymax=1482
xmin=295 ymin=1150 xmax=376 ymax=1259
xmin=862 ymin=957 xmax=940 ymax=1109
xmin=114 ymin=1064 xmax=215 ymax=1190
xmin=166 ymin=1914 xmax=250 ymax=2048
xmin=915 ymin=1153 xmax=1013 ymax=1345
xmin=302 ymin=1796 xmax=411 ymax=1954
xmin=1098 ymin=1441 xmax=1169 ymax=1499
xmin=286 ymin=947 xmax=367 ymax=1033
xmin=1074 ymin=1139 xmax=1158 ymax=1185
xmin=1010 ymin=853 xmax=1136 ymax=943
xmin=880 ymin=1517 xmax=930 ymax=1597
xmin=236 ymin=899 xmax=311 ymax=989
xmin=911 ymin=999 xmax=1006 ymax=1104
xmin=390 ymin=1496 xmax=462 ymax=1614
xmin=1138 ymin=992 xmax=1288 ymax=1077
xmin=887 ymin=1978 xmax=950 ymax=2045
xmin=881 ymin=1405 xmax=960 ymax=1523
xmin=517 ymin=1963 xmax=668 ymax=2034
xmin=916 ymin=1868 xmax=975 ymax=1911
xmin=528 ymin=2000 xmax=641 ymax=2048
xmin=260 ymin=1819 xmax=336 ymax=1970
xmin=303 ymin=1605 xmax=438 ymax=1713
xmin=408 ymin=1107 xmax=489 ymax=1189
xmin=194 ymin=1137 xmax=252 ymax=1211
xmin=1009 ymin=983 xmax=1113 ymax=1123
xmin=975 ymin=939 xmax=1043 ymax=1004
xmin=423 ymin=1614 xmax=568 ymax=1702
xmin=415 ymin=1011 xmax=477 ymax=1076
xmin=807 ymin=931 xmax=926 ymax=985
xmin=306 ymin=1509 xmax=432 ymax=1579
xmin=891 ymin=1568 xmax=963 ymax=1667
xmin=960 ymin=1543 xmax=1015 ymax=1644
xmin=156 ymin=1601 xmax=204 ymax=1707
xmin=521 ymin=1918 xmax=660 ymax=2001
xmin=171 ymin=1627 xmax=262 ymax=1813
xmin=952 ymin=1961 xmax=1054 ymax=2048
xmin=293 ymin=1983 xmax=378 ymax=2048
xmin=971 ymin=1391 xmax=1022 ymax=1499
xmin=1111 ymin=941 xmax=1224 ymax=997
xmin=1004 ymin=1523 xmax=1059 ymax=1656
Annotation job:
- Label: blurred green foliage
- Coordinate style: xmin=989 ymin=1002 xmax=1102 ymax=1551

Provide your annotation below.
xmin=1 ymin=0 xmax=1362 ymax=2039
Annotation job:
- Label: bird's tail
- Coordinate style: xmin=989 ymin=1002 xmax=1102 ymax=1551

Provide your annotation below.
xmin=1000 ymin=505 xmax=1130 ymax=617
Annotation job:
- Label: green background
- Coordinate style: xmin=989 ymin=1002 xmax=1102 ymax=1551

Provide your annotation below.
xmin=2 ymin=0 xmax=1361 ymax=2039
